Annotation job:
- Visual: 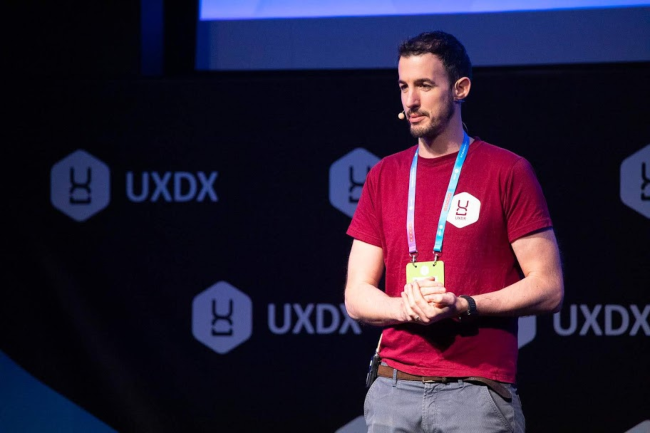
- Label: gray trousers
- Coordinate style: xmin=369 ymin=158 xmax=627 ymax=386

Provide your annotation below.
xmin=364 ymin=375 xmax=525 ymax=432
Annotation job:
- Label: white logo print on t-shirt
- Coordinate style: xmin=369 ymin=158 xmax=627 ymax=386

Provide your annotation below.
xmin=447 ymin=192 xmax=480 ymax=228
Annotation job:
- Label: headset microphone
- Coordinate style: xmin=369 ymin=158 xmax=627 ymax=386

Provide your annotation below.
xmin=398 ymin=111 xmax=405 ymax=120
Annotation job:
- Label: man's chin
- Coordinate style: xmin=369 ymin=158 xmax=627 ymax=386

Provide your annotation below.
xmin=410 ymin=125 xmax=429 ymax=138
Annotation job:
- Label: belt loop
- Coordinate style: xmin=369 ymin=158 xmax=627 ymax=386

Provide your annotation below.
xmin=392 ymin=368 xmax=398 ymax=387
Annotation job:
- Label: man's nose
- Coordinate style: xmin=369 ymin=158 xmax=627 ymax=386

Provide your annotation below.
xmin=405 ymin=90 xmax=420 ymax=109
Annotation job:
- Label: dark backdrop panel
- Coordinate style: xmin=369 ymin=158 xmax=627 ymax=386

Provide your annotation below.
xmin=7 ymin=2 xmax=142 ymax=78
xmin=3 ymin=63 xmax=649 ymax=432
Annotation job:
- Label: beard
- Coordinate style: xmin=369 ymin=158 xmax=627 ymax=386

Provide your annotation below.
xmin=409 ymin=94 xmax=456 ymax=140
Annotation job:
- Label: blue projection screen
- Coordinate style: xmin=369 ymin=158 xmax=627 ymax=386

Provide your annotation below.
xmin=195 ymin=1 xmax=650 ymax=70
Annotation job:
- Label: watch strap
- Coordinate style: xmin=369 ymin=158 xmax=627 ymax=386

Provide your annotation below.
xmin=459 ymin=295 xmax=478 ymax=317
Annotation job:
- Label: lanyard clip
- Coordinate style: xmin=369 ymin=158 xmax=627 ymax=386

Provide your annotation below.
xmin=433 ymin=253 xmax=439 ymax=266
xmin=410 ymin=252 xmax=418 ymax=265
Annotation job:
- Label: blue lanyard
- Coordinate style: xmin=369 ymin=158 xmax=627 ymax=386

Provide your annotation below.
xmin=406 ymin=133 xmax=470 ymax=263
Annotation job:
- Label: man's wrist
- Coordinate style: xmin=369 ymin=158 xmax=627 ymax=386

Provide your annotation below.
xmin=458 ymin=295 xmax=478 ymax=318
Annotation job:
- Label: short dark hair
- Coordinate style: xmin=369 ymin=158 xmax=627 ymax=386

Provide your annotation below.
xmin=398 ymin=31 xmax=472 ymax=86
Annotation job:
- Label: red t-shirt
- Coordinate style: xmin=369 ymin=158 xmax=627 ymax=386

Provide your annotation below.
xmin=347 ymin=139 xmax=552 ymax=383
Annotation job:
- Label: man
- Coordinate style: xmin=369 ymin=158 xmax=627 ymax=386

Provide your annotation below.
xmin=344 ymin=31 xmax=564 ymax=432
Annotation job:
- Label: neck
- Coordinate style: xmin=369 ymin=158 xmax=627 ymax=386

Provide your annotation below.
xmin=418 ymin=124 xmax=468 ymax=158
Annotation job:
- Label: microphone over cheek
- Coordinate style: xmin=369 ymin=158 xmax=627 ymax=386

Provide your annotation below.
xmin=398 ymin=111 xmax=405 ymax=120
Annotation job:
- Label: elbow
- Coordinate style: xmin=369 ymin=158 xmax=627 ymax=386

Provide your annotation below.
xmin=344 ymin=303 xmax=363 ymax=323
xmin=549 ymin=297 xmax=563 ymax=314
xmin=344 ymin=292 xmax=362 ymax=322
xmin=548 ymin=282 xmax=564 ymax=314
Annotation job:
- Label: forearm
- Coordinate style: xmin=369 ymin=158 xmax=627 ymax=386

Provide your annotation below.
xmin=345 ymin=282 xmax=405 ymax=326
xmin=345 ymin=239 xmax=406 ymax=326
xmin=469 ymin=269 xmax=564 ymax=317
xmin=459 ymin=228 xmax=564 ymax=317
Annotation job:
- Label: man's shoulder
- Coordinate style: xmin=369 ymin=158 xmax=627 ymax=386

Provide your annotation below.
xmin=372 ymin=146 xmax=417 ymax=171
xmin=471 ymin=139 xmax=526 ymax=165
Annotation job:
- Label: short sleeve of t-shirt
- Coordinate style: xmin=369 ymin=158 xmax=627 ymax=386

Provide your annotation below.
xmin=347 ymin=163 xmax=383 ymax=247
xmin=503 ymin=157 xmax=552 ymax=243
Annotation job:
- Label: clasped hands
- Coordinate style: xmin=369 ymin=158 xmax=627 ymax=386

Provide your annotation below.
xmin=401 ymin=278 xmax=461 ymax=324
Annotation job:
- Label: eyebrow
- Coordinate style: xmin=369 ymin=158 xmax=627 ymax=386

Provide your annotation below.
xmin=398 ymin=78 xmax=436 ymax=86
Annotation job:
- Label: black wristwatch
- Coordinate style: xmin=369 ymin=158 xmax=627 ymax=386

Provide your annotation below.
xmin=459 ymin=295 xmax=478 ymax=318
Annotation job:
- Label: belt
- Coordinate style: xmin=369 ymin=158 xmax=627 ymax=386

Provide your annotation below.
xmin=377 ymin=365 xmax=512 ymax=401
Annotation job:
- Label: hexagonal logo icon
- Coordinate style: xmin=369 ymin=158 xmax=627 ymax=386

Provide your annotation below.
xmin=192 ymin=281 xmax=252 ymax=354
xmin=620 ymin=144 xmax=650 ymax=219
xmin=447 ymin=192 xmax=480 ymax=228
xmin=329 ymin=148 xmax=380 ymax=218
xmin=517 ymin=316 xmax=536 ymax=348
xmin=51 ymin=150 xmax=111 ymax=222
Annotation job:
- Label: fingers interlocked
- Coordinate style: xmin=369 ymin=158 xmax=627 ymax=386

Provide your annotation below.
xmin=402 ymin=279 xmax=449 ymax=324
xmin=402 ymin=281 xmax=429 ymax=324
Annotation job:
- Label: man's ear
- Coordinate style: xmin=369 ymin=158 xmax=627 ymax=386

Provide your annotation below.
xmin=454 ymin=77 xmax=471 ymax=101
